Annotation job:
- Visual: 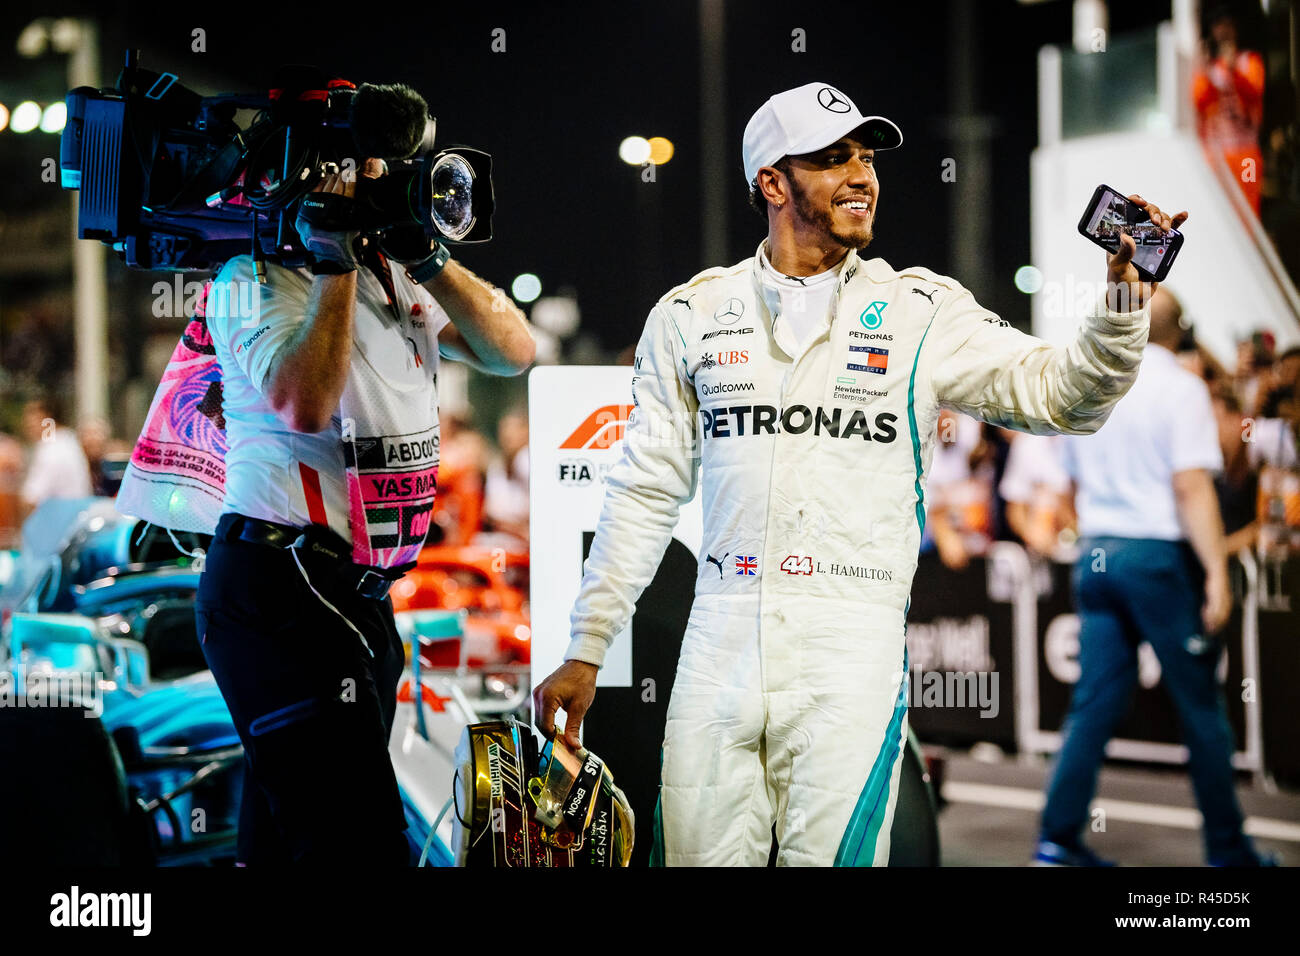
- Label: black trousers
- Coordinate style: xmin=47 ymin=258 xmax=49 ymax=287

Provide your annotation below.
xmin=195 ymin=513 xmax=410 ymax=865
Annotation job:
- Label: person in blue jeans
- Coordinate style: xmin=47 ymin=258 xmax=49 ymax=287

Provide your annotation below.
xmin=1038 ymin=288 xmax=1268 ymax=867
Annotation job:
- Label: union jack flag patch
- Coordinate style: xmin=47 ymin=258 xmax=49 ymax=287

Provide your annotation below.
xmin=735 ymin=556 xmax=758 ymax=575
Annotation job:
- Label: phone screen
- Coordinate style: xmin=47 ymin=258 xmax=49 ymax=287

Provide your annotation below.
xmin=1082 ymin=186 xmax=1180 ymax=279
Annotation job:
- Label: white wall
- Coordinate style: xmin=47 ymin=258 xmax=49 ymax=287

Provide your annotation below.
xmin=1030 ymin=130 xmax=1300 ymax=364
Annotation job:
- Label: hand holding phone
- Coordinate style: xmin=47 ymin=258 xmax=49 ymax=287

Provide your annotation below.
xmin=1078 ymin=184 xmax=1188 ymax=311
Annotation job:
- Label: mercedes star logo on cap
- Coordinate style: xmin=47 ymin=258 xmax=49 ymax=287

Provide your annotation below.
xmin=817 ymin=87 xmax=852 ymax=113
xmin=714 ymin=298 xmax=745 ymax=324
xmin=741 ymin=81 xmax=902 ymax=186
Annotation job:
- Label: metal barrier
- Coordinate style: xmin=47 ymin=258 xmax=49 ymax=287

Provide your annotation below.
xmin=909 ymin=542 xmax=1298 ymax=787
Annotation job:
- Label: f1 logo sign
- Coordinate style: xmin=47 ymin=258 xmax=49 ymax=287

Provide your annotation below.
xmin=560 ymin=405 xmax=634 ymax=450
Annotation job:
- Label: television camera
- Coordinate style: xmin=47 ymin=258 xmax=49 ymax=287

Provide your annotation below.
xmin=59 ymin=52 xmax=494 ymax=274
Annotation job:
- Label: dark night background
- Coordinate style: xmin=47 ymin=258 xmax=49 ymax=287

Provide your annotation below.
xmin=1 ymin=0 xmax=1298 ymax=877
xmin=0 ymin=0 xmax=1194 ymax=359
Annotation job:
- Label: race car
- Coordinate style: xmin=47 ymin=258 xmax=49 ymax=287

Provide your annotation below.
xmin=0 ymin=500 xmax=240 ymax=864
xmin=0 ymin=499 xmax=481 ymax=866
xmin=389 ymin=545 xmax=531 ymax=667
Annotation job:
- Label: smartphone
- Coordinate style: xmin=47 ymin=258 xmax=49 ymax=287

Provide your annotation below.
xmin=1077 ymin=184 xmax=1183 ymax=282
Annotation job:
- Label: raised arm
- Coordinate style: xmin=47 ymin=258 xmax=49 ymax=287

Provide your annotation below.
xmin=929 ymin=288 xmax=1150 ymax=436
xmin=260 ymin=159 xmax=373 ymax=433
xmin=429 ymin=261 xmax=535 ymax=376
xmin=263 ymin=273 xmax=356 ymax=433
xmin=933 ymin=193 xmax=1185 ymax=435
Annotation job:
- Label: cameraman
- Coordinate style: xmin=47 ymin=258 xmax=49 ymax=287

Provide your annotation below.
xmin=196 ymin=157 xmax=534 ymax=865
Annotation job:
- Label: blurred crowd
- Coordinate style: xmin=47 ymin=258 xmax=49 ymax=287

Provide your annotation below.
xmin=923 ymin=293 xmax=1300 ymax=571
xmin=430 ymin=406 xmax=532 ymax=552
xmin=5 ymin=325 xmax=1295 ymax=570
xmin=1191 ymin=4 xmax=1300 ymax=283
xmin=1 ymin=4 xmax=1295 ymax=571
xmin=1193 ymin=6 xmax=1267 ymax=215
xmin=0 ymin=395 xmax=132 ymax=549
xmin=0 ymin=394 xmax=536 ymax=557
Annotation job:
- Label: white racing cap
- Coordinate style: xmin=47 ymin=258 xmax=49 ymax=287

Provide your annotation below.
xmin=742 ymin=82 xmax=903 ymax=185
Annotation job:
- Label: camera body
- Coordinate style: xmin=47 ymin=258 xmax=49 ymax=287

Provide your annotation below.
xmin=60 ymin=52 xmax=494 ymax=273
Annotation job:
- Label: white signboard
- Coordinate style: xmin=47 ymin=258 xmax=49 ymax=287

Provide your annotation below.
xmin=528 ymin=366 xmax=702 ymax=691
xmin=1030 ymin=130 xmax=1300 ymax=363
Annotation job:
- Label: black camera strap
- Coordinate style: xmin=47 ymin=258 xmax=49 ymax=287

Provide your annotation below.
xmin=361 ymin=245 xmax=402 ymax=324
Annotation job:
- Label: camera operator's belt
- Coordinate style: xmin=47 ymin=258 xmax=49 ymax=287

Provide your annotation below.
xmin=217 ymin=513 xmax=416 ymax=600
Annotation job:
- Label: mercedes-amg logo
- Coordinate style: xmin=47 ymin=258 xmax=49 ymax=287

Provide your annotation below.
xmin=714 ymin=298 xmax=744 ymax=325
xmin=817 ymin=87 xmax=851 ymax=113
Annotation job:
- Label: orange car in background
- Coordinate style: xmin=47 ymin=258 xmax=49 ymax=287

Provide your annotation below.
xmin=390 ymin=546 xmax=530 ymax=667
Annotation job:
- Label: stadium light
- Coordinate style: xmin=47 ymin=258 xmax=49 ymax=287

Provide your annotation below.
xmin=40 ymin=102 xmax=66 ymax=133
xmin=647 ymin=136 xmax=675 ymax=165
xmin=619 ymin=136 xmax=651 ymax=165
xmin=11 ymin=101 xmax=41 ymax=133
xmin=1014 ymin=265 xmax=1044 ymax=294
xmin=530 ymin=295 xmax=581 ymax=338
xmin=512 ymin=273 xmax=542 ymax=303
xmin=49 ymin=18 xmax=84 ymax=53
xmin=16 ymin=20 xmax=50 ymax=57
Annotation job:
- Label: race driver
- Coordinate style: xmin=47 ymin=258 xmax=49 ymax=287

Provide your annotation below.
xmin=533 ymin=81 xmax=1187 ymax=866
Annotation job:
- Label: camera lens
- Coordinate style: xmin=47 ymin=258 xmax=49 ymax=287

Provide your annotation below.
xmin=429 ymin=154 xmax=475 ymax=241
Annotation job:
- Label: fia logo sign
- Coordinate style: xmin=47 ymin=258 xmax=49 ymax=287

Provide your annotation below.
xmin=558 ymin=459 xmax=594 ymax=486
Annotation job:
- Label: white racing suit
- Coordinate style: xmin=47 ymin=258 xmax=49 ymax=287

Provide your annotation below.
xmin=566 ymin=243 xmax=1149 ymax=865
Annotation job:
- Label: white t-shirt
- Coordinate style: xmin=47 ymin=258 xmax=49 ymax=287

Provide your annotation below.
xmin=925 ymin=413 xmax=993 ymax=546
xmin=925 ymin=413 xmax=982 ymax=494
xmin=484 ymin=447 xmax=530 ymax=528
xmin=1061 ymin=344 xmax=1223 ymax=540
xmin=22 ymin=428 xmax=92 ymax=506
xmin=999 ymin=434 xmax=1071 ymax=504
xmin=208 ymin=255 xmax=451 ymax=565
xmin=758 ymin=247 xmax=842 ymax=355
xmin=1246 ymin=417 xmax=1298 ymax=470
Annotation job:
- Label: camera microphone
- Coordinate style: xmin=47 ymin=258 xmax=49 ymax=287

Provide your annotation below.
xmin=351 ymin=83 xmax=434 ymax=161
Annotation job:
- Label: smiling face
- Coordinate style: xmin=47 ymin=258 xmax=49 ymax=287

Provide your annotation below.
xmin=782 ymin=135 xmax=879 ymax=251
